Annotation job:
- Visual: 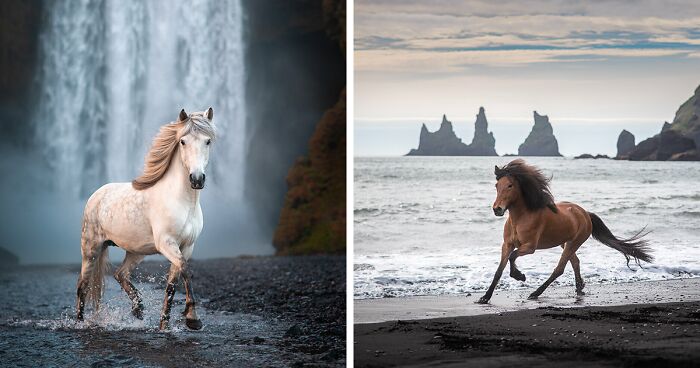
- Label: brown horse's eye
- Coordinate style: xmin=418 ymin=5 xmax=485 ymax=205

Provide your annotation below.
xmin=206 ymin=139 xmax=211 ymax=145
xmin=180 ymin=139 xmax=185 ymax=146
xmin=508 ymin=184 xmax=513 ymax=188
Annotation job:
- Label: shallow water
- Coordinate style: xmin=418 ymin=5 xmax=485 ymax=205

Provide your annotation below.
xmin=0 ymin=266 xmax=290 ymax=367
xmin=354 ymin=157 xmax=700 ymax=299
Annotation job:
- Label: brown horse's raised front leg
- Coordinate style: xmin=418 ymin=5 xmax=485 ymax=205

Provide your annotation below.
xmin=159 ymin=264 xmax=181 ymax=330
xmin=477 ymin=243 xmax=512 ymax=304
xmin=509 ymin=245 xmax=535 ymax=281
xmin=181 ymin=268 xmax=202 ymax=330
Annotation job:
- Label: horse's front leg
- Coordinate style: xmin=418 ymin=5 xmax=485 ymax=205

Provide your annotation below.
xmin=159 ymin=263 xmax=181 ymax=330
xmin=509 ymin=245 xmax=535 ymax=281
xmin=181 ymin=267 xmax=202 ymax=330
xmin=477 ymin=243 xmax=512 ymax=304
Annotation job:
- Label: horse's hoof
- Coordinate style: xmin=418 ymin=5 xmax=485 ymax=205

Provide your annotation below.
xmin=132 ymin=308 xmax=144 ymax=320
xmin=186 ymin=318 xmax=203 ymax=330
xmin=576 ymin=290 xmax=586 ymax=296
xmin=527 ymin=294 xmax=538 ymax=300
xmin=510 ymin=272 xmax=526 ymax=282
xmin=476 ymin=296 xmax=490 ymax=304
xmin=159 ymin=321 xmax=169 ymax=331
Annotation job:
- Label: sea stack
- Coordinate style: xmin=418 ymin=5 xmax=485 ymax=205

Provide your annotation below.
xmin=406 ymin=107 xmax=498 ymax=156
xmin=616 ymin=129 xmax=635 ymax=159
xmin=469 ymin=107 xmax=498 ymax=156
xmin=517 ymin=111 xmax=561 ymax=156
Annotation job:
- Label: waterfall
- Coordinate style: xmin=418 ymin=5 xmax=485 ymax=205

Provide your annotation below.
xmin=34 ymin=0 xmax=246 ymax=200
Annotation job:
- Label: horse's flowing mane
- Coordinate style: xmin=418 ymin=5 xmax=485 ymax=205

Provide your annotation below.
xmin=132 ymin=111 xmax=216 ymax=190
xmin=495 ymin=159 xmax=558 ymax=213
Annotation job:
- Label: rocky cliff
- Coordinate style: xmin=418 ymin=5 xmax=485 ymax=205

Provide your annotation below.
xmin=626 ymin=84 xmax=700 ymax=161
xmin=272 ymin=0 xmax=346 ymax=255
xmin=517 ymin=111 xmax=561 ymax=156
xmin=616 ymin=129 xmax=635 ymax=159
xmin=406 ymin=107 xmax=498 ymax=156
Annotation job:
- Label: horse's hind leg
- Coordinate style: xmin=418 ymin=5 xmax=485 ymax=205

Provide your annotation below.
xmin=114 ymin=251 xmax=145 ymax=319
xmin=569 ymin=253 xmax=585 ymax=295
xmin=528 ymin=242 xmax=578 ymax=300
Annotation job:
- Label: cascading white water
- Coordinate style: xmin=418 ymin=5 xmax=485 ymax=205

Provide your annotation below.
xmin=34 ymin=0 xmax=246 ymax=200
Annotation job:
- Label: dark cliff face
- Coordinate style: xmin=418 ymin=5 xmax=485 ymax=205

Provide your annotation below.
xmin=271 ymin=0 xmax=346 ymax=255
xmin=517 ymin=111 xmax=561 ymax=156
xmin=0 ymin=0 xmax=43 ymax=147
xmin=244 ymin=0 xmax=346 ymax=240
xmin=407 ymin=107 xmax=498 ymax=156
xmin=616 ymin=129 xmax=635 ymax=158
xmin=626 ymin=83 xmax=699 ymax=161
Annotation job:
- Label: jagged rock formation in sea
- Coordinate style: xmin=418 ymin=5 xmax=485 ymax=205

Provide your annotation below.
xmin=406 ymin=107 xmax=497 ymax=156
xmin=626 ymin=84 xmax=700 ymax=161
xmin=616 ymin=129 xmax=635 ymax=159
xmin=517 ymin=111 xmax=561 ymax=156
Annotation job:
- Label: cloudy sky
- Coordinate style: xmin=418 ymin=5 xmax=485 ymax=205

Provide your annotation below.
xmin=354 ymin=0 xmax=700 ymax=156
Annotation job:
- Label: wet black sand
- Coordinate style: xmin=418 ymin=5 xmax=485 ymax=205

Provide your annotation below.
xmin=0 ymin=255 xmax=345 ymax=367
xmin=355 ymin=300 xmax=700 ymax=367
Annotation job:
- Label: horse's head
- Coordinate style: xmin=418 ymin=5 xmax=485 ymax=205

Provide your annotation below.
xmin=177 ymin=108 xmax=215 ymax=190
xmin=492 ymin=165 xmax=519 ymax=216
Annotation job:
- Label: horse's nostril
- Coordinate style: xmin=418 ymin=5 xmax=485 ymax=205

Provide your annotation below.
xmin=201 ymin=174 xmax=205 ymax=182
xmin=189 ymin=174 xmax=195 ymax=183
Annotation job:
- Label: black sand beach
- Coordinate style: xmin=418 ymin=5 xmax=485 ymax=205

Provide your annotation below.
xmin=0 ymin=255 xmax=345 ymax=367
xmin=355 ymin=280 xmax=700 ymax=367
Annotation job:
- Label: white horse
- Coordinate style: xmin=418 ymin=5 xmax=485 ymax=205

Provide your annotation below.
xmin=76 ymin=108 xmax=215 ymax=330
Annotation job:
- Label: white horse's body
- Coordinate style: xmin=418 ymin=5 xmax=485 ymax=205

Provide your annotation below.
xmin=77 ymin=108 xmax=214 ymax=330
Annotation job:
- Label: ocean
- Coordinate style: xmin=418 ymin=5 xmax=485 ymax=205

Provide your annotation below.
xmin=354 ymin=157 xmax=700 ymax=299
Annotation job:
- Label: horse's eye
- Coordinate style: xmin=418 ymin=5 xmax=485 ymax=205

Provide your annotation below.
xmin=206 ymin=139 xmax=211 ymax=146
xmin=508 ymin=184 xmax=513 ymax=188
xmin=180 ymin=139 xmax=185 ymax=146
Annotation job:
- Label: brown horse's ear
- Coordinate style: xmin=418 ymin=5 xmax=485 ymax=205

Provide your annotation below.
xmin=206 ymin=107 xmax=213 ymax=121
xmin=179 ymin=109 xmax=188 ymax=122
xmin=494 ymin=165 xmax=500 ymax=175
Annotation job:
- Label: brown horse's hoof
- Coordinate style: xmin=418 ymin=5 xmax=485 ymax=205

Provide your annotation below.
xmin=186 ymin=318 xmax=203 ymax=330
xmin=132 ymin=305 xmax=144 ymax=320
xmin=476 ymin=296 xmax=490 ymax=304
xmin=576 ymin=290 xmax=586 ymax=296
xmin=510 ymin=271 xmax=526 ymax=282
xmin=527 ymin=293 xmax=539 ymax=300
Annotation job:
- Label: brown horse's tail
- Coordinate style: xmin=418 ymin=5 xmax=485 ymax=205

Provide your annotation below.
xmin=588 ymin=212 xmax=653 ymax=268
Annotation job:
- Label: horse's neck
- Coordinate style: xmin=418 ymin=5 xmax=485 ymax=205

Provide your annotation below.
xmin=156 ymin=153 xmax=200 ymax=207
xmin=507 ymin=198 xmax=529 ymax=226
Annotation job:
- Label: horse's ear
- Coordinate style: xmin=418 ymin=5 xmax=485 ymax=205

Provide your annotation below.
xmin=206 ymin=107 xmax=213 ymax=121
xmin=494 ymin=165 xmax=500 ymax=175
xmin=179 ymin=109 xmax=188 ymax=122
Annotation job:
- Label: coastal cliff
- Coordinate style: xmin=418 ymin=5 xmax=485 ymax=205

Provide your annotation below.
xmin=626 ymin=84 xmax=700 ymax=161
xmin=406 ymin=107 xmax=497 ymax=156
xmin=517 ymin=111 xmax=561 ymax=156
xmin=616 ymin=129 xmax=635 ymax=159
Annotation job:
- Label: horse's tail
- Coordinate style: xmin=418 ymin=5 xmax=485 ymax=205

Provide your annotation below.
xmin=588 ymin=212 xmax=653 ymax=268
xmin=85 ymin=245 xmax=110 ymax=309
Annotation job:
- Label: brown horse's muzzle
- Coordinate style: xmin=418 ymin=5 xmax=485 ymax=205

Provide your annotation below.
xmin=493 ymin=206 xmax=506 ymax=216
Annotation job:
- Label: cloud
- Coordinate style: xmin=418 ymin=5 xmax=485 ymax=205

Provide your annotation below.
xmin=355 ymin=1 xmax=700 ymax=72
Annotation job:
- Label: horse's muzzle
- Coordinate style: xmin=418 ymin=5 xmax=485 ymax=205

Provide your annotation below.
xmin=189 ymin=173 xmax=205 ymax=189
xmin=493 ymin=207 xmax=505 ymax=216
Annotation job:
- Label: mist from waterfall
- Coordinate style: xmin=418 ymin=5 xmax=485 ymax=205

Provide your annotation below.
xmin=2 ymin=0 xmax=270 ymax=264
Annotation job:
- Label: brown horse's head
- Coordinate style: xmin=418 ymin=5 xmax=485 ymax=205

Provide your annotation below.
xmin=492 ymin=159 xmax=558 ymax=216
xmin=492 ymin=171 xmax=519 ymax=216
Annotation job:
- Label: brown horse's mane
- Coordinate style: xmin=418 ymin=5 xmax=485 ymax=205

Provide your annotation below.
xmin=495 ymin=159 xmax=558 ymax=213
xmin=132 ymin=112 xmax=216 ymax=190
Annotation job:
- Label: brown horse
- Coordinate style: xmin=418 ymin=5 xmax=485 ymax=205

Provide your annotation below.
xmin=477 ymin=159 xmax=653 ymax=303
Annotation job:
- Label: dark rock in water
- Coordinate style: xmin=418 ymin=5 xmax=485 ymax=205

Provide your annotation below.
xmin=626 ymin=83 xmax=700 ymax=161
xmin=629 ymin=127 xmax=696 ymax=161
xmin=575 ymin=154 xmax=610 ymax=159
xmin=616 ymin=129 xmax=635 ymax=159
xmin=406 ymin=107 xmax=498 ymax=156
xmin=503 ymin=153 xmax=517 ymax=156
xmin=518 ymin=111 xmax=561 ymax=156
xmin=0 ymin=247 xmax=19 ymax=268
xmin=469 ymin=107 xmax=498 ymax=156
